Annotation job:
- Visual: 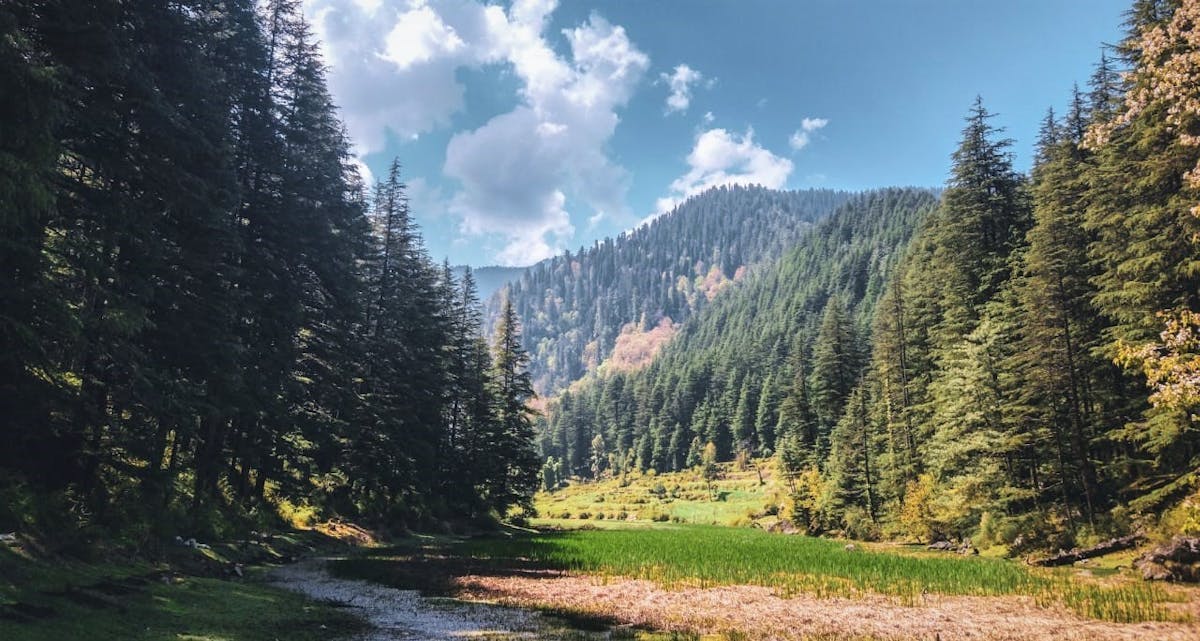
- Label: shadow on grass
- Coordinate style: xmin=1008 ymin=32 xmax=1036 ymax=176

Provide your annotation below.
xmin=330 ymin=531 xmax=631 ymax=633
xmin=329 ymin=532 xmax=576 ymax=595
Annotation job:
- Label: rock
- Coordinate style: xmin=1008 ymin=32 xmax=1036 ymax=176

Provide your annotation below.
xmin=766 ymin=519 xmax=801 ymax=535
xmin=0 ymin=532 xmax=17 ymax=545
xmin=927 ymin=540 xmax=955 ymax=552
xmin=844 ymin=543 xmax=857 ymax=552
xmin=1135 ymin=536 xmax=1200 ymax=583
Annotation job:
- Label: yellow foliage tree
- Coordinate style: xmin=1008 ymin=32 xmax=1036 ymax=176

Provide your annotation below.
xmin=1119 ymin=309 xmax=1200 ymax=413
xmin=899 ymin=473 xmax=936 ymax=543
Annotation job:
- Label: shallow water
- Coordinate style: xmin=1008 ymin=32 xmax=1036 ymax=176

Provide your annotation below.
xmin=270 ymin=559 xmax=544 ymax=640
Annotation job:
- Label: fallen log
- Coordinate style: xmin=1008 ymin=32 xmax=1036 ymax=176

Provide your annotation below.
xmin=1031 ymin=534 xmax=1144 ymax=567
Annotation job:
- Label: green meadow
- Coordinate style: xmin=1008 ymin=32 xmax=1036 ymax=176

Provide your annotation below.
xmin=460 ymin=525 xmax=1188 ymax=624
xmin=534 ymin=463 xmax=786 ymax=528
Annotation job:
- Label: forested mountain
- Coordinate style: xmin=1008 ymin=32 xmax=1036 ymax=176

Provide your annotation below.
xmin=0 ymin=0 xmax=539 ymax=536
xmin=537 ymin=0 xmax=1200 ymax=549
xmin=495 ymin=187 xmax=851 ymax=394
xmin=535 ymin=188 xmax=937 ymax=483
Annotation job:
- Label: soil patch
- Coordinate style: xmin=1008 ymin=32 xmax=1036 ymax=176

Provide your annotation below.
xmin=454 ymin=570 xmax=1200 ymax=641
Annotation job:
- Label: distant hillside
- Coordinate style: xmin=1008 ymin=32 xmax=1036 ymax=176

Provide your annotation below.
xmin=493 ymin=185 xmax=852 ymax=394
xmin=537 ymin=188 xmax=939 ymax=478
xmin=456 ymin=265 xmax=527 ymax=299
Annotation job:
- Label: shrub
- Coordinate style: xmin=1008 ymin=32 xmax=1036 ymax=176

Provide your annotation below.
xmin=1160 ymin=493 xmax=1200 ymax=536
xmin=976 ymin=511 xmax=999 ymax=548
xmin=276 ymin=498 xmax=319 ymax=529
xmin=841 ymin=506 xmax=881 ymax=541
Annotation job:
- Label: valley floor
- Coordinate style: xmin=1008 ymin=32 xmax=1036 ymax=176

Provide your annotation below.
xmin=6 ymin=523 xmax=1200 ymax=641
xmin=332 ymin=525 xmax=1200 ymax=641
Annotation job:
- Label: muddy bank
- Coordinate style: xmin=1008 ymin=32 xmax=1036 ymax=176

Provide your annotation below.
xmin=270 ymin=559 xmax=546 ymax=640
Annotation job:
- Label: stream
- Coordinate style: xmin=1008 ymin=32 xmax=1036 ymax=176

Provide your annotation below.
xmin=270 ymin=559 xmax=549 ymax=640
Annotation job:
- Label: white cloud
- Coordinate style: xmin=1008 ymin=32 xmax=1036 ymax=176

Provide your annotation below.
xmin=788 ymin=116 xmax=829 ymax=151
xmin=305 ymin=0 xmax=491 ymax=154
xmin=802 ymin=116 xmax=829 ymax=131
xmin=660 ymin=64 xmax=705 ymax=114
xmin=703 ymin=111 xmax=715 ymax=124
xmin=307 ymin=0 xmax=650 ymax=265
xmin=381 ymin=3 xmax=465 ymax=69
xmin=444 ymin=8 xmax=648 ymax=265
xmin=653 ymin=127 xmax=793 ymax=218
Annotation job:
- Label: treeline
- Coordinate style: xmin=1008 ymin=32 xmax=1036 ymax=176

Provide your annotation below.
xmin=537 ymin=188 xmax=938 ymax=485
xmin=539 ymin=0 xmax=1200 ymax=548
xmin=496 ymin=186 xmax=850 ymax=394
xmin=0 ymin=0 xmax=538 ymax=538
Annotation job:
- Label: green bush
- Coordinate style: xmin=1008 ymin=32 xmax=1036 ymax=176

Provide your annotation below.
xmin=841 ymin=506 xmax=881 ymax=541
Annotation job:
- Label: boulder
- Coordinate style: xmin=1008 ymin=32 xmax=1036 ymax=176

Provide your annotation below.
xmin=765 ymin=519 xmax=801 ymax=535
xmin=1135 ymin=536 xmax=1200 ymax=582
xmin=927 ymin=540 xmax=955 ymax=552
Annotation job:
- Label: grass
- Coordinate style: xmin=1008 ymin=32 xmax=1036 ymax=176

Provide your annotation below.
xmin=0 ymin=532 xmax=365 ymax=641
xmin=0 ymin=570 xmax=363 ymax=641
xmin=534 ymin=462 xmax=783 ymax=528
xmin=457 ymin=524 xmax=1190 ymax=624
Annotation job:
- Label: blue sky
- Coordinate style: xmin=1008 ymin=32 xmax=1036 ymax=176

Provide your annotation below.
xmin=306 ymin=0 xmax=1127 ymax=267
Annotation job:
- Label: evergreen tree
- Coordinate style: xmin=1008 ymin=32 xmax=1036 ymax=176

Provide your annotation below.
xmin=809 ymin=296 xmax=858 ymax=457
xmin=491 ymin=300 xmax=542 ymax=514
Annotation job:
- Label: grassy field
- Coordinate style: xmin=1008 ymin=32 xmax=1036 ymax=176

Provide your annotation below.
xmin=458 ymin=525 xmax=1190 ymax=624
xmin=534 ymin=461 xmax=784 ymax=528
xmin=0 ymin=532 xmax=364 ymax=641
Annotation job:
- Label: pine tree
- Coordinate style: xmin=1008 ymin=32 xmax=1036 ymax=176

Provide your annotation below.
xmin=929 ymin=97 xmax=1029 ymax=344
xmin=491 ymin=300 xmax=541 ymax=514
xmin=827 ymin=382 xmax=878 ymax=521
xmin=809 ymin=296 xmax=858 ymax=457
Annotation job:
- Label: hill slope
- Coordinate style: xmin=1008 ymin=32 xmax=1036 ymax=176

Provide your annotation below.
xmin=536 ymin=188 xmax=939 ymax=480
xmin=494 ymin=186 xmax=851 ymax=394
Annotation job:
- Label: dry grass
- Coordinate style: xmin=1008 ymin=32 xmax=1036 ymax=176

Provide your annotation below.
xmin=454 ymin=571 xmax=1200 ymax=641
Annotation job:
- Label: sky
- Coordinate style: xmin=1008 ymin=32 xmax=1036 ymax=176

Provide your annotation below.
xmin=304 ymin=0 xmax=1129 ymax=267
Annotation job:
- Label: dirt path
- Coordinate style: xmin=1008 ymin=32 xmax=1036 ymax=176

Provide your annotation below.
xmin=454 ymin=570 xmax=1200 ymax=641
xmin=270 ymin=559 xmax=547 ymax=640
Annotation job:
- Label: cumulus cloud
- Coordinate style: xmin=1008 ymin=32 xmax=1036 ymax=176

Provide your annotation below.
xmin=306 ymin=0 xmax=650 ymax=265
xmin=788 ymin=116 xmax=829 ymax=151
xmin=652 ymin=128 xmax=794 ymax=218
xmin=443 ymin=9 xmax=648 ymax=264
xmin=659 ymin=64 xmax=705 ymax=114
xmin=306 ymin=0 xmax=491 ymax=153
xmin=380 ymin=3 xmax=465 ymax=69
